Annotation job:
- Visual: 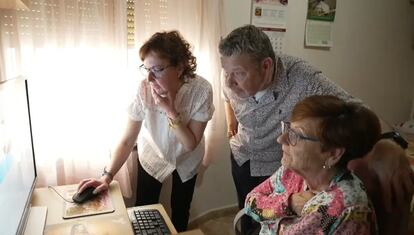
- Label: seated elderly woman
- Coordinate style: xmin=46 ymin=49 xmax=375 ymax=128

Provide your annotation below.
xmin=244 ymin=95 xmax=381 ymax=234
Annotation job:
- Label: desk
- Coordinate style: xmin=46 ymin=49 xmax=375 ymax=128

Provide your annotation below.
xmin=32 ymin=181 xmax=135 ymax=235
xmin=127 ymin=204 xmax=177 ymax=234
xmin=32 ymin=181 xmax=203 ymax=235
xmin=127 ymin=205 xmax=204 ymax=235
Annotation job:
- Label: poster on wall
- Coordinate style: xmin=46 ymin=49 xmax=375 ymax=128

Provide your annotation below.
xmin=305 ymin=0 xmax=336 ymax=48
xmin=251 ymin=0 xmax=288 ymax=54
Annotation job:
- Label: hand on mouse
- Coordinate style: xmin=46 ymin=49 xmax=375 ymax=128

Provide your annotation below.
xmin=77 ymin=175 xmax=110 ymax=195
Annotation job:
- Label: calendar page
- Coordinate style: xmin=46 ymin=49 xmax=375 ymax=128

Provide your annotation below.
xmin=250 ymin=0 xmax=288 ymax=55
xmin=263 ymin=30 xmax=285 ymax=55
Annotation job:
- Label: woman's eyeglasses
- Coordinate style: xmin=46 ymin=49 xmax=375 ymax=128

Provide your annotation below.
xmin=139 ymin=64 xmax=172 ymax=79
xmin=280 ymin=121 xmax=319 ymax=146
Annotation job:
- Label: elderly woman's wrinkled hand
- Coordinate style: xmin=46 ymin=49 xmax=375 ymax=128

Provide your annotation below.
xmin=290 ymin=191 xmax=315 ymax=216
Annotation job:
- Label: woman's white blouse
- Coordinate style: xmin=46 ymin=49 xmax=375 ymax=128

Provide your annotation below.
xmin=127 ymin=75 xmax=214 ymax=182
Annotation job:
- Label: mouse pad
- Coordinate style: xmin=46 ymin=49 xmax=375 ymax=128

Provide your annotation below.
xmin=62 ymin=189 xmax=115 ymax=219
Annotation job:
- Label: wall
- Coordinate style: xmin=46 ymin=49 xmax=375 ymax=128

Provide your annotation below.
xmin=224 ymin=0 xmax=414 ymax=124
xmin=161 ymin=0 xmax=414 ymax=221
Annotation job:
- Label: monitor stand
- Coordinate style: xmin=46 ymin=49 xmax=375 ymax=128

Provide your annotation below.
xmin=23 ymin=206 xmax=47 ymax=235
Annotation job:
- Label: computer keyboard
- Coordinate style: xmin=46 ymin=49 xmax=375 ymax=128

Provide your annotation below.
xmin=130 ymin=208 xmax=171 ymax=235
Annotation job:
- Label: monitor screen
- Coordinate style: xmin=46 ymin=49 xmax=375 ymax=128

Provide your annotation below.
xmin=0 ymin=77 xmax=37 ymax=235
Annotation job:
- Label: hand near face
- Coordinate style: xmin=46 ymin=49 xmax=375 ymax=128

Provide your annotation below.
xmin=151 ymin=86 xmax=176 ymax=116
xmin=290 ymin=191 xmax=315 ymax=216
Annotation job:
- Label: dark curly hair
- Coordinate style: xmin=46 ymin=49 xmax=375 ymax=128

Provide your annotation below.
xmin=139 ymin=30 xmax=197 ymax=79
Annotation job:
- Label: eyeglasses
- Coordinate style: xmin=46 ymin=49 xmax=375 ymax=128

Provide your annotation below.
xmin=222 ymin=70 xmax=248 ymax=84
xmin=280 ymin=121 xmax=319 ymax=146
xmin=139 ymin=64 xmax=172 ymax=79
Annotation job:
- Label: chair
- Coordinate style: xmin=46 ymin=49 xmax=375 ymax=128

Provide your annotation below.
xmin=233 ymin=209 xmax=261 ymax=235
xmin=233 ymin=209 xmax=244 ymax=235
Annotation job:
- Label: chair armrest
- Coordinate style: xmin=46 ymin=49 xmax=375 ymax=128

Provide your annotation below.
xmin=233 ymin=209 xmax=245 ymax=235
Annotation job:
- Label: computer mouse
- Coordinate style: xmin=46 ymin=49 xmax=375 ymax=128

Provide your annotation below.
xmin=72 ymin=186 xmax=98 ymax=204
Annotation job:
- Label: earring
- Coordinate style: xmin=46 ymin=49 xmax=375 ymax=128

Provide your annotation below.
xmin=323 ymin=164 xmax=331 ymax=169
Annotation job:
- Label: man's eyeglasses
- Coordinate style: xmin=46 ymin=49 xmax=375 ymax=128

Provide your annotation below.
xmin=222 ymin=70 xmax=248 ymax=84
xmin=280 ymin=121 xmax=319 ymax=146
xmin=139 ymin=64 xmax=172 ymax=79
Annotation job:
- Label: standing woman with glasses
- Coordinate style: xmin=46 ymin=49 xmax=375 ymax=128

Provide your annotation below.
xmin=244 ymin=95 xmax=380 ymax=234
xmin=77 ymin=30 xmax=214 ymax=232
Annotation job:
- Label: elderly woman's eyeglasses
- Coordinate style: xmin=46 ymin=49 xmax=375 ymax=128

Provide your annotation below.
xmin=281 ymin=121 xmax=319 ymax=146
xmin=139 ymin=64 xmax=172 ymax=79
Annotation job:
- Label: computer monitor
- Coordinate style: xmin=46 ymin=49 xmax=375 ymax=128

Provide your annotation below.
xmin=0 ymin=77 xmax=37 ymax=235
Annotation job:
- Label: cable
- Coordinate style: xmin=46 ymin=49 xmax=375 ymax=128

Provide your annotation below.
xmin=47 ymin=185 xmax=74 ymax=203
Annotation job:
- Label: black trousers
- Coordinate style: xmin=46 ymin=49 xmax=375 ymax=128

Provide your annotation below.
xmin=231 ymin=153 xmax=269 ymax=234
xmin=136 ymin=159 xmax=197 ymax=232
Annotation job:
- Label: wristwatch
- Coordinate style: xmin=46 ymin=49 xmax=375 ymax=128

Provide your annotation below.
xmin=102 ymin=167 xmax=114 ymax=181
xmin=380 ymin=131 xmax=408 ymax=149
xmin=168 ymin=113 xmax=182 ymax=129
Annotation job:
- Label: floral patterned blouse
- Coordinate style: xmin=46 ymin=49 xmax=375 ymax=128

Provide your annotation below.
xmin=245 ymin=166 xmax=377 ymax=235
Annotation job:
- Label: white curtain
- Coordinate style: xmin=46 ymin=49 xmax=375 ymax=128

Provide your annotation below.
xmin=0 ymin=0 xmax=137 ymax=196
xmin=0 ymin=0 xmax=225 ymax=199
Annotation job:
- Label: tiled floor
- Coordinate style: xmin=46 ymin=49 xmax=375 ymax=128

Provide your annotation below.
xmin=192 ymin=214 xmax=235 ymax=235
xmin=188 ymin=208 xmax=237 ymax=235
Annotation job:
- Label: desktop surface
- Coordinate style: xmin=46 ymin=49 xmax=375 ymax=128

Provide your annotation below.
xmin=127 ymin=204 xmax=177 ymax=235
xmin=32 ymin=181 xmax=203 ymax=235
xmin=32 ymin=181 xmax=134 ymax=235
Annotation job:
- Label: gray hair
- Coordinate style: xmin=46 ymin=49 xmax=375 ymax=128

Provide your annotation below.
xmin=219 ymin=25 xmax=276 ymax=65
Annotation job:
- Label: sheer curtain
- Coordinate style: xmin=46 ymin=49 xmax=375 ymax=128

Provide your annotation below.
xmin=0 ymin=0 xmax=225 ymax=199
xmin=0 ymin=0 xmax=136 ymax=196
